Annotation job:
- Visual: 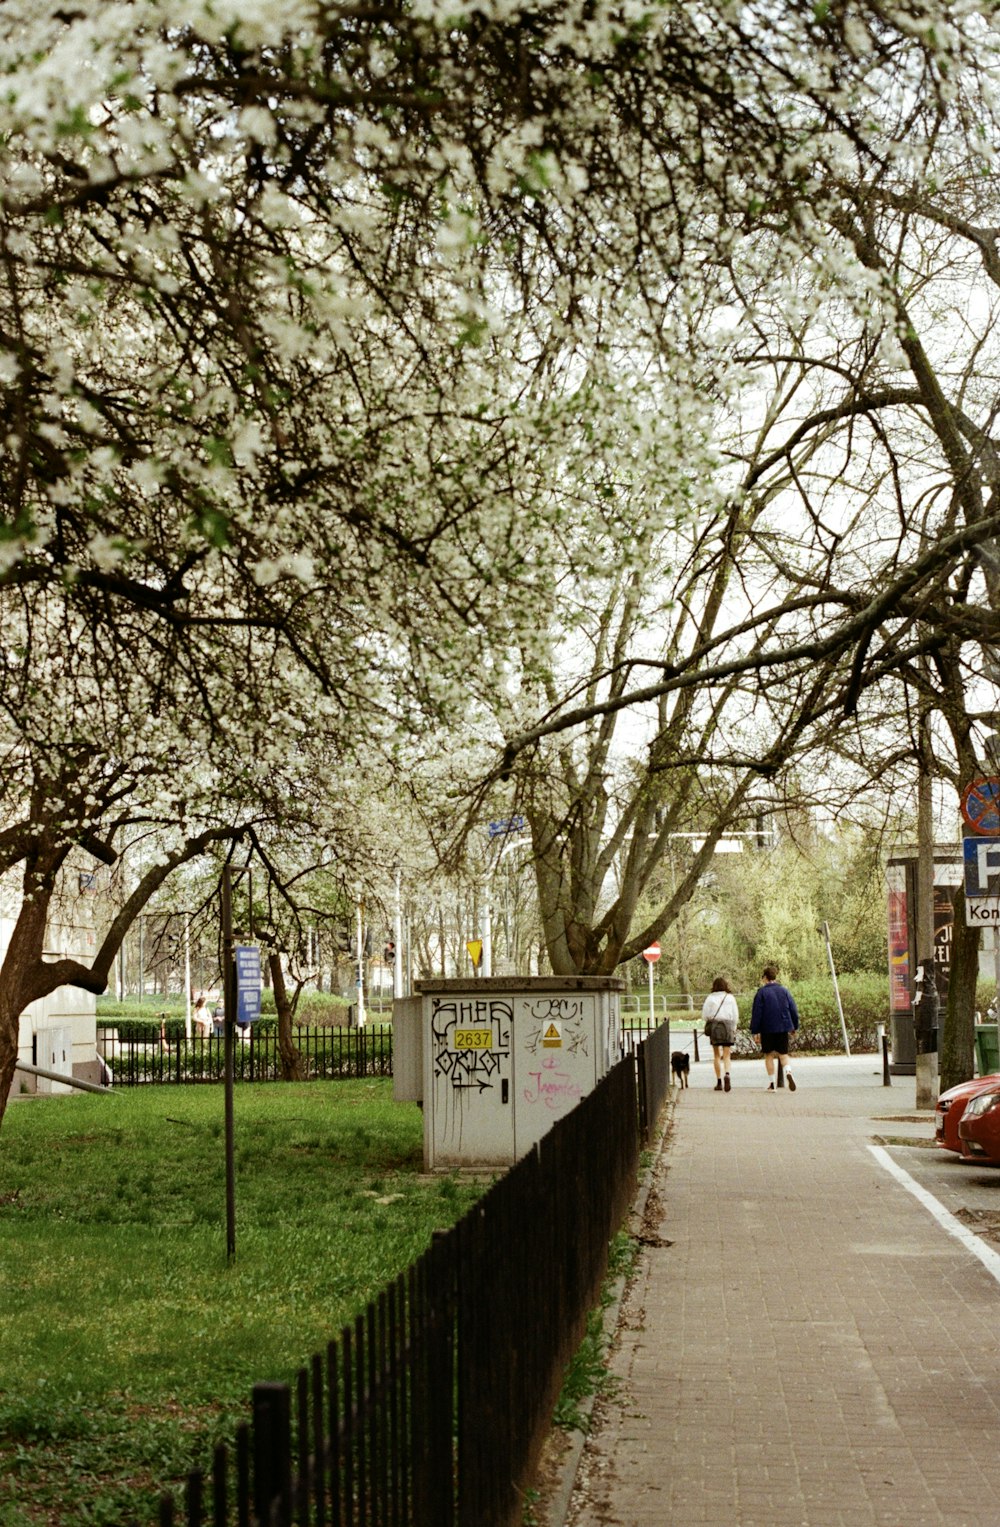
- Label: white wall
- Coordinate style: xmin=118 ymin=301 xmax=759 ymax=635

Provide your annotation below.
xmin=1 ymin=866 xmax=101 ymax=1097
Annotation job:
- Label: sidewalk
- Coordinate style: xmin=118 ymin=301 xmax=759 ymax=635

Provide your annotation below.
xmin=562 ymin=1054 xmax=1000 ymax=1527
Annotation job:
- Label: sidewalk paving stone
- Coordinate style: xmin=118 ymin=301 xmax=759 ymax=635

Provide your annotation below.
xmin=562 ymin=1055 xmax=1000 ymax=1527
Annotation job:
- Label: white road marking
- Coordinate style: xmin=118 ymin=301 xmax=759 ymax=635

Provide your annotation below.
xmin=868 ymin=1144 xmax=1000 ymax=1284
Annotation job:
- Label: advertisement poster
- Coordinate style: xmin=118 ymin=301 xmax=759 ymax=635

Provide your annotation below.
xmin=886 ymin=862 xmax=910 ymax=1014
xmin=932 ymin=884 xmax=955 ymax=1002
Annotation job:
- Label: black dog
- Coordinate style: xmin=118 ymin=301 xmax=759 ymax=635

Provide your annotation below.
xmin=670 ymin=1051 xmax=690 ymax=1088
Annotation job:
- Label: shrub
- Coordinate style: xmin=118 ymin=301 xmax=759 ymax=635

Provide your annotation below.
xmin=98 ymin=992 xmax=351 ymax=1032
xmin=96 ymin=998 xmax=185 ymax=1022
xmin=732 ymin=972 xmax=888 ymax=1054
xmin=110 ymin=1017 xmax=186 ymax=1043
xmin=101 ymin=1016 xmax=281 ymax=1044
xmin=259 ymin=989 xmax=352 ymax=1024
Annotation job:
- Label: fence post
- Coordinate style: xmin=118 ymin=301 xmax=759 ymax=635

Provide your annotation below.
xmin=185 ymin=1470 xmax=202 ymax=1526
xmin=212 ymin=1443 xmax=227 ymax=1527
xmin=692 ymin=1027 xmax=699 ymax=1063
xmin=253 ymin=1382 xmax=292 ymax=1527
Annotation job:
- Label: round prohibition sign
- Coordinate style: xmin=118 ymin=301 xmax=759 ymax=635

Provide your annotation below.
xmin=961 ymin=777 xmax=1000 ymax=836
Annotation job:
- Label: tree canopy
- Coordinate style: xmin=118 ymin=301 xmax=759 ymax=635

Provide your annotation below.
xmin=4 ymin=2 xmax=1000 ymax=1116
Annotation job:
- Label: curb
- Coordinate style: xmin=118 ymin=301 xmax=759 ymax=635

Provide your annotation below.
xmin=541 ymin=1087 xmax=678 ymax=1527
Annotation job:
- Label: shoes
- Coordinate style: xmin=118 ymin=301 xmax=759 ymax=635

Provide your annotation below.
xmin=724 ymin=1074 xmax=731 ymax=1092
xmin=767 ymin=1082 xmax=775 ymax=1090
xmin=786 ymin=1072 xmax=796 ymax=1092
xmin=714 ymin=1079 xmax=723 ymax=1091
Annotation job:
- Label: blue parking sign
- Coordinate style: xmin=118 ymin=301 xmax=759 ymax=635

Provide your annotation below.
xmin=235 ymin=945 xmax=262 ymax=1025
xmin=963 ymin=837 xmax=1000 ymax=898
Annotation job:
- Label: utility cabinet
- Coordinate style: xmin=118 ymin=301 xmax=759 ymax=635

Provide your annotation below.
xmin=409 ymin=976 xmax=622 ymax=1170
xmin=34 ymin=1026 xmax=73 ymax=1093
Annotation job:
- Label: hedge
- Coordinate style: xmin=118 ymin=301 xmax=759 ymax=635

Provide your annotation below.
xmin=95 ymin=1024 xmax=393 ymax=1083
xmin=98 ymin=992 xmax=357 ymax=1030
xmin=103 ymin=1016 xmax=279 ymax=1043
xmin=259 ymin=989 xmax=354 ymax=1023
xmin=730 ymin=972 xmax=889 ymax=1055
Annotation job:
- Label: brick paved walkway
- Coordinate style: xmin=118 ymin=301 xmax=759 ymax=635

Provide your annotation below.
xmin=564 ymin=1055 xmax=1000 ymax=1527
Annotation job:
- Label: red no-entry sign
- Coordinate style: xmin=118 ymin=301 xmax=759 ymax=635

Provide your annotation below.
xmin=642 ymin=942 xmax=661 ymax=963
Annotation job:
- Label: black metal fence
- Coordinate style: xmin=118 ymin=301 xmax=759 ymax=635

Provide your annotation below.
xmin=97 ymin=1026 xmax=392 ymax=1085
xmin=620 ymin=1011 xmax=675 ymax=1056
xmin=636 ymin=1017 xmax=673 ymax=1146
xmin=136 ymin=1055 xmax=642 ymax=1527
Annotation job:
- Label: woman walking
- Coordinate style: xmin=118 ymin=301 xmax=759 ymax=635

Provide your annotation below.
xmin=702 ymin=977 xmax=739 ymax=1091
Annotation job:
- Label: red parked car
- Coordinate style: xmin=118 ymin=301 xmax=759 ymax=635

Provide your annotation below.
xmin=958 ymin=1082 xmax=1000 ymax=1164
xmin=935 ymin=1074 xmax=1000 ymax=1153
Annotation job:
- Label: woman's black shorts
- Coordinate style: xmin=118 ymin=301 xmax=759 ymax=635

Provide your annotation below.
xmin=759 ymin=1031 xmax=790 ymax=1055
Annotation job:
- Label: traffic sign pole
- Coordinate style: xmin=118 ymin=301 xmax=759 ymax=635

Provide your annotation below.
xmin=222 ymin=864 xmax=236 ymax=1265
xmin=642 ymin=942 xmax=661 ymax=1026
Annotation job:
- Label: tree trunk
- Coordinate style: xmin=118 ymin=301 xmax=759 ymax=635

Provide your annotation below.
xmin=0 ymin=985 xmax=22 ymax=1132
xmin=940 ymin=884 xmax=979 ymax=1092
xmin=0 ymin=876 xmax=60 ymax=1131
xmin=268 ymin=951 xmax=305 ymax=1082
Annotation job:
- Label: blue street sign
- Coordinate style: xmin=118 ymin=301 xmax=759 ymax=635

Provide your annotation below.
xmin=963 ymin=836 xmax=1000 ymax=898
xmin=488 ymin=815 xmax=525 ymax=838
xmin=235 ymin=945 xmax=262 ymax=1025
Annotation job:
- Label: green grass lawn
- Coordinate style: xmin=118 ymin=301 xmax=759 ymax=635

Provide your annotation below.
xmin=0 ymin=1080 xmax=483 ymax=1527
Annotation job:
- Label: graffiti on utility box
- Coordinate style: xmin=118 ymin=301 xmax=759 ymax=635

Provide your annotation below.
xmin=522 ymin=996 xmax=589 ymax=1057
xmin=432 ymin=997 xmax=512 ymax=1092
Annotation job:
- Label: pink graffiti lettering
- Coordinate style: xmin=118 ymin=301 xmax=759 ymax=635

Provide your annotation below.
xmin=522 ymin=1069 xmax=583 ymax=1109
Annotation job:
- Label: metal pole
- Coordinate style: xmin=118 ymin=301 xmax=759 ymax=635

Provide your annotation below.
xmin=184 ymin=914 xmax=192 ymax=1041
xmin=822 ymin=920 xmax=851 ymax=1057
xmin=482 ymin=888 xmax=493 ymax=978
xmin=647 ymin=958 xmax=654 ymax=1027
xmin=915 ymin=743 xmax=936 ymax=1052
xmin=879 ymin=1025 xmax=891 ymax=1087
xmin=222 ymin=866 xmax=237 ymax=1264
xmin=15 ymin=1061 xmax=113 ymax=1094
xmin=356 ymin=900 xmax=366 ymax=1027
xmin=404 ymin=909 xmax=413 ymax=995
xmin=394 ymin=866 xmax=404 ymax=998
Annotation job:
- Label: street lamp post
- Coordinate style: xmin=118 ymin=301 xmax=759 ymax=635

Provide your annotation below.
xmin=184 ymin=913 xmax=192 ymax=1040
xmin=393 ymin=866 xmax=405 ymax=999
xmin=355 ymin=901 xmax=367 ymax=1027
xmin=482 ymin=896 xmax=493 ymax=978
xmin=482 ymin=834 xmax=528 ymax=977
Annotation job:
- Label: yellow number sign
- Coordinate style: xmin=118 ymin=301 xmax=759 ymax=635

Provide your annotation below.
xmin=454 ymin=1028 xmax=493 ymax=1050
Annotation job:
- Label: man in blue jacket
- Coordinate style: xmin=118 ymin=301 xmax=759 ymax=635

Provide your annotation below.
xmin=750 ymin=965 xmax=799 ymax=1091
